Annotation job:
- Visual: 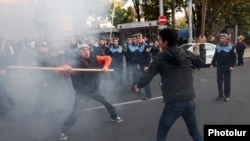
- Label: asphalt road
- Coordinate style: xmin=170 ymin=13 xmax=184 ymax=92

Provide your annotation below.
xmin=1 ymin=59 xmax=250 ymax=141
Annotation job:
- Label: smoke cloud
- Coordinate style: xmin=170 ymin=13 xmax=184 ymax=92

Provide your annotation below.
xmin=0 ymin=0 xmax=111 ymax=40
xmin=0 ymin=1 xmax=128 ymax=141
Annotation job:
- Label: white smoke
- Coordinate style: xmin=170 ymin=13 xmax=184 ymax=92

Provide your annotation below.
xmin=0 ymin=0 xmax=112 ymax=40
xmin=0 ymin=1 xmax=127 ymax=141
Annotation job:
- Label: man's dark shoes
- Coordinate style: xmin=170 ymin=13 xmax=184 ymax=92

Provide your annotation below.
xmin=216 ymin=96 xmax=224 ymax=100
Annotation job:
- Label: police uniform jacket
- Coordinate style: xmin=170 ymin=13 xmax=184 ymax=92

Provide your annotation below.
xmin=107 ymin=45 xmax=123 ymax=68
xmin=211 ymin=43 xmax=236 ymax=67
xmin=126 ymin=43 xmax=138 ymax=63
xmin=135 ymin=42 xmax=151 ymax=68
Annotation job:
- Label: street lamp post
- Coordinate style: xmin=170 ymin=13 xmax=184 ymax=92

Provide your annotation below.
xmin=159 ymin=0 xmax=164 ymax=15
xmin=158 ymin=0 xmax=167 ymax=29
xmin=110 ymin=0 xmax=116 ymax=39
xmin=188 ymin=0 xmax=193 ymax=43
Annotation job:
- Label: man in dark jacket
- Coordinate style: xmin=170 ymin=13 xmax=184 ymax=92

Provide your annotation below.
xmin=58 ymin=43 xmax=123 ymax=141
xmin=91 ymin=38 xmax=109 ymax=56
xmin=235 ymin=35 xmax=247 ymax=66
xmin=90 ymin=38 xmax=111 ymax=96
xmin=134 ymin=28 xmax=206 ymax=141
xmin=150 ymin=39 xmax=160 ymax=61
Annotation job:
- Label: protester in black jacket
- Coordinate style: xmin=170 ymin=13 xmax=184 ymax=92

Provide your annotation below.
xmin=134 ymin=28 xmax=206 ymax=141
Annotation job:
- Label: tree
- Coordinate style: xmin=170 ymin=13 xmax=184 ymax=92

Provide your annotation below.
xmin=141 ymin=0 xmax=159 ymax=21
xmin=139 ymin=0 xmax=184 ymax=28
xmin=132 ymin=0 xmax=141 ymax=22
xmin=118 ymin=0 xmax=250 ymax=36
xmin=164 ymin=0 xmax=185 ymax=29
xmin=175 ymin=16 xmax=188 ymax=29
xmin=109 ymin=2 xmax=136 ymax=27
xmin=179 ymin=0 xmax=250 ymax=37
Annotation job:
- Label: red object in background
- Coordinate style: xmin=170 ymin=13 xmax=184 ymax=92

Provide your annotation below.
xmin=158 ymin=15 xmax=167 ymax=25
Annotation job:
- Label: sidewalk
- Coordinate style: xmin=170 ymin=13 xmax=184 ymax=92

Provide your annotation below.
xmin=243 ymin=47 xmax=250 ymax=59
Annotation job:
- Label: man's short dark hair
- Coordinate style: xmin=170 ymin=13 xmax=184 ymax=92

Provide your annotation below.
xmin=159 ymin=28 xmax=178 ymax=47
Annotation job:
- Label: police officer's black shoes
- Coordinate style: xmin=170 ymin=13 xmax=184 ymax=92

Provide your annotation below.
xmin=216 ymin=96 xmax=224 ymax=100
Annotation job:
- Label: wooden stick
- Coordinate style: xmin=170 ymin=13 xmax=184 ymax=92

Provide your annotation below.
xmin=200 ymin=0 xmax=207 ymax=38
xmin=9 ymin=65 xmax=114 ymax=72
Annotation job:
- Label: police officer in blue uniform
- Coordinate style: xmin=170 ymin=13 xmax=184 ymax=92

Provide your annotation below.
xmin=107 ymin=38 xmax=124 ymax=86
xmin=210 ymin=33 xmax=236 ymax=101
xmin=135 ymin=33 xmax=152 ymax=100
xmin=126 ymin=34 xmax=140 ymax=91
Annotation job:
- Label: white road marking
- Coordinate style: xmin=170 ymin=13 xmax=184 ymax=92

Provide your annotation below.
xmin=84 ymin=96 xmax=163 ymax=111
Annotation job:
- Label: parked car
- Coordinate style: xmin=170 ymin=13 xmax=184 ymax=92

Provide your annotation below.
xmin=178 ymin=43 xmax=216 ymax=65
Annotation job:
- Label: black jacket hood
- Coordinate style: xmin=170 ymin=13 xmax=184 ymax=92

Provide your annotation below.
xmin=162 ymin=47 xmax=186 ymax=65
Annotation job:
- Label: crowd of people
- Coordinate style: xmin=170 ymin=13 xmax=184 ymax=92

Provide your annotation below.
xmin=0 ymin=32 xmax=162 ymax=140
xmin=0 ymin=33 xmax=161 ymax=115
xmin=0 ymin=28 xmax=248 ymax=141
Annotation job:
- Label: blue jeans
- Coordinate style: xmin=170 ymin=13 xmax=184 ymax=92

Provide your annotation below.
xmin=61 ymin=93 xmax=117 ymax=133
xmin=157 ymin=100 xmax=203 ymax=141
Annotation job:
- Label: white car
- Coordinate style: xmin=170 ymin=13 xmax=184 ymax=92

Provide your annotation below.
xmin=178 ymin=43 xmax=216 ymax=65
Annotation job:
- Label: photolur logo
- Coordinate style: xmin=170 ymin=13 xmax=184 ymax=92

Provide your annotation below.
xmin=204 ymin=125 xmax=250 ymax=141
xmin=208 ymin=129 xmax=247 ymax=136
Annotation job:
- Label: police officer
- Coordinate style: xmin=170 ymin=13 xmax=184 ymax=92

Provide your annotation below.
xmin=135 ymin=33 xmax=152 ymax=100
xmin=210 ymin=33 xmax=236 ymax=101
xmin=126 ymin=34 xmax=140 ymax=91
xmin=107 ymin=38 xmax=124 ymax=86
